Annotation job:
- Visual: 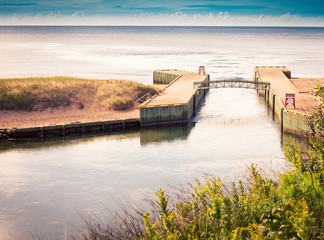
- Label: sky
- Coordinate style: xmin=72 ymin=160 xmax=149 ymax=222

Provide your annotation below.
xmin=0 ymin=0 xmax=324 ymax=26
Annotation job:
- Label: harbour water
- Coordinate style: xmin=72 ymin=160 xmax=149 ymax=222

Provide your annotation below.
xmin=0 ymin=26 xmax=323 ymax=238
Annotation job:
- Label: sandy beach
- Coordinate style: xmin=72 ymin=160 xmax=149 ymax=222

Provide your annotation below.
xmin=0 ymin=77 xmax=162 ymax=130
xmin=0 ymin=106 xmax=140 ymax=129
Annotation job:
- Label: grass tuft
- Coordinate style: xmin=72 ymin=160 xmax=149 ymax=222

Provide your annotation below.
xmin=109 ymin=97 xmax=134 ymax=111
xmin=0 ymin=77 xmax=159 ymax=111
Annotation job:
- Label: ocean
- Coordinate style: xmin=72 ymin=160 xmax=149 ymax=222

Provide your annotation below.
xmin=1 ymin=26 xmax=324 ymax=82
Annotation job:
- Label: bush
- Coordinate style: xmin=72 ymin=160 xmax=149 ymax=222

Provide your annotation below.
xmin=141 ymin=163 xmax=321 ymax=239
xmin=81 ymin=156 xmax=322 ymax=239
xmin=109 ymin=97 xmax=134 ymax=111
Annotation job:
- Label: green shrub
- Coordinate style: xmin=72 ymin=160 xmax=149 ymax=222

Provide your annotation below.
xmin=80 ymin=141 xmax=323 ymax=239
xmin=141 ymin=160 xmax=322 ymax=239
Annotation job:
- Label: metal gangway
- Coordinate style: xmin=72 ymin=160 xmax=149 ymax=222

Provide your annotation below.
xmin=194 ymin=80 xmax=270 ymax=90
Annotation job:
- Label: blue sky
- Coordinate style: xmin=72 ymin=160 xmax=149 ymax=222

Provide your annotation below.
xmin=0 ymin=0 xmax=324 ymax=26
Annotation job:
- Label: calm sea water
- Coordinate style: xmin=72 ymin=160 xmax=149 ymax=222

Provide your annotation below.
xmin=0 ymin=26 xmax=323 ymax=239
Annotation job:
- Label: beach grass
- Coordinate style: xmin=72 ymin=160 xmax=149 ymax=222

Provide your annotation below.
xmin=0 ymin=77 xmax=160 ymax=111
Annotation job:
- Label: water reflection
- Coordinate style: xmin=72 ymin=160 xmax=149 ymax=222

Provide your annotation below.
xmin=140 ymin=124 xmax=193 ymax=146
xmin=0 ymin=130 xmax=140 ymax=152
xmin=0 ymin=125 xmax=196 ymax=151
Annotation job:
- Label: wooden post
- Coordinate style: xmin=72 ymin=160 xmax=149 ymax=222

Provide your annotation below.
xmin=193 ymin=94 xmax=196 ymax=116
xmin=272 ymin=94 xmax=276 ymax=121
xmin=264 ymin=90 xmax=267 ymax=102
xmin=40 ymin=127 xmax=44 ymax=138
xmin=281 ymin=108 xmax=284 ymax=133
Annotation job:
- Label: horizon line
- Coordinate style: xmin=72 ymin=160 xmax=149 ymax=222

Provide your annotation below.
xmin=1 ymin=12 xmax=324 ymax=27
xmin=1 ymin=24 xmax=324 ymax=27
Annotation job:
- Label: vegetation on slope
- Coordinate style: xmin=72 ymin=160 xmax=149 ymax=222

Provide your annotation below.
xmin=83 ymin=153 xmax=323 ymax=239
xmin=0 ymin=77 xmax=159 ymax=111
xmin=80 ymin=88 xmax=324 ymax=240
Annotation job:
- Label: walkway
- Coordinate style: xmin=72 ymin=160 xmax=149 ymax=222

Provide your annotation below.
xmin=145 ymin=70 xmax=207 ymax=106
xmin=140 ymin=70 xmax=209 ymax=126
xmin=256 ymin=66 xmax=323 ymax=115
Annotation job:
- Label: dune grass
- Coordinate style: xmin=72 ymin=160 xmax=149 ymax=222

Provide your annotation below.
xmin=0 ymin=77 xmax=160 ymax=111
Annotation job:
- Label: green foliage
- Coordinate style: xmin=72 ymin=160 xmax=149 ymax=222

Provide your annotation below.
xmin=140 ymin=137 xmax=324 ymax=240
xmin=315 ymin=83 xmax=324 ymax=102
xmin=141 ymin=163 xmax=322 ymax=239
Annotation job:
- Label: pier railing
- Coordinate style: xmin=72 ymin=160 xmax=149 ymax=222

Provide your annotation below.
xmin=134 ymin=92 xmax=152 ymax=108
xmin=194 ymin=80 xmax=270 ymax=90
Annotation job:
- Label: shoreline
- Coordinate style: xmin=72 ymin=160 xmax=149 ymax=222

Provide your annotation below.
xmin=0 ymin=107 xmax=140 ymax=129
xmin=0 ymin=76 xmax=164 ymax=139
xmin=0 ymin=107 xmax=141 ymax=139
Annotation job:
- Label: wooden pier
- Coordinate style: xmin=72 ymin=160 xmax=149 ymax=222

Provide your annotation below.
xmin=255 ymin=66 xmax=324 ymax=135
xmin=3 ymin=66 xmax=322 ymax=139
xmin=140 ymin=70 xmax=210 ymax=126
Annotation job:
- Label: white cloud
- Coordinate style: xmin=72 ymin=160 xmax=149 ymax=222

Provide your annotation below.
xmin=1 ymin=12 xmax=324 ymax=26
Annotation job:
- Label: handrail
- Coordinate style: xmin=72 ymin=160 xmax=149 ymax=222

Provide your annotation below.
xmin=134 ymin=92 xmax=151 ymax=108
xmin=194 ymin=80 xmax=271 ymax=90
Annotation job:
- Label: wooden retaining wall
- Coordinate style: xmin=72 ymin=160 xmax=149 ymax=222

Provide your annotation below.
xmin=255 ymin=67 xmax=310 ymax=135
xmin=141 ymin=74 xmax=209 ymax=126
xmin=1 ymin=119 xmax=140 ymax=139
xmin=153 ymin=70 xmax=181 ymax=84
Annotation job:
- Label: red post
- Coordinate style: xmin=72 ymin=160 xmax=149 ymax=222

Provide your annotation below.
xmin=285 ymin=93 xmax=295 ymax=108
xmin=198 ymin=66 xmax=206 ymax=75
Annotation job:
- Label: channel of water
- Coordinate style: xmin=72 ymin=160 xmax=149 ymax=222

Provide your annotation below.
xmin=0 ymin=88 xmax=294 ymax=238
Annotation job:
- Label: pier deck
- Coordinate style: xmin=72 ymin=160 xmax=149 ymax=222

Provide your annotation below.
xmin=146 ymin=70 xmax=207 ymax=106
xmin=140 ymin=70 xmax=209 ymax=126
xmin=256 ymin=67 xmax=322 ymax=115
xmin=255 ymin=66 xmax=324 ymax=135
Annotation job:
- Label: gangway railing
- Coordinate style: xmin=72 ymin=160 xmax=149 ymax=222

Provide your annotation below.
xmin=134 ymin=92 xmax=152 ymax=108
xmin=194 ymin=80 xmax=270 ymax=90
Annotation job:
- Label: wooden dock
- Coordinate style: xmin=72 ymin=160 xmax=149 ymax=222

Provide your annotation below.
xmin=140 ymin=70 xmax=209 ymax=126
xmin=255 ymin=66 xmax=324 ymax=135
xmin=255 ymin=66 xmax=322 ymax=115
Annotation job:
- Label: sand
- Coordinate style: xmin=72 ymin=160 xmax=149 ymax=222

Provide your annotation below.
xmin=0 ymin=106 xmax=140 ymax=129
